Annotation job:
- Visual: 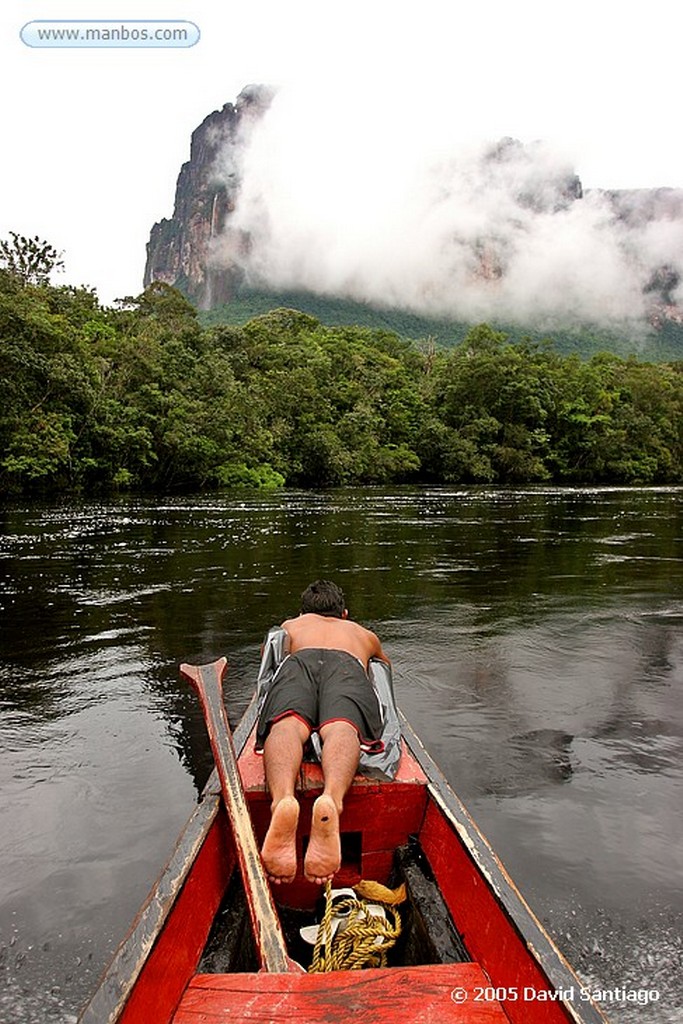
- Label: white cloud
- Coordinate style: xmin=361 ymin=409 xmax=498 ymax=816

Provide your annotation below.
xmin=220 ymin=84 xmax=681 ymax=326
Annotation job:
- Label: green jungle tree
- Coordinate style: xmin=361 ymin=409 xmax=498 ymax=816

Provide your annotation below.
xmin=0 ymin=232 xmax=65 ymax=287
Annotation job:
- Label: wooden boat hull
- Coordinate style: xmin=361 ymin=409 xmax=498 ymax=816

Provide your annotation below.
xmin=78 ymin=697 xmax=609 ymax=1024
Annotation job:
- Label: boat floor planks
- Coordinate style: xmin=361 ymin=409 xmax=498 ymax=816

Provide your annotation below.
xmin=172 ymin=964 xmax=509 ymax=1023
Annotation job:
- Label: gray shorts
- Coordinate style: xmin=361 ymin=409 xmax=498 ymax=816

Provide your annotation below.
xmin=256 ymin=648 xmax=384 ymax=753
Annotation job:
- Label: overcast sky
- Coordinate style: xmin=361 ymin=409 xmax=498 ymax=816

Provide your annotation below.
xmin=2 ymin=0 xmax=681 ymax=304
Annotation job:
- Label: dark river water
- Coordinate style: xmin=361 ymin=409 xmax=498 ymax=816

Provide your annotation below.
xmin=0 ymin=487 xmax=681 ymax=1023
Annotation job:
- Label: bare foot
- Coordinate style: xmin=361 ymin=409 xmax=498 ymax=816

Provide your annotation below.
xmin=304 ymin=794 xmax=341 ymax=884
xmin=261 ymin=796 xmax=299 ymax=884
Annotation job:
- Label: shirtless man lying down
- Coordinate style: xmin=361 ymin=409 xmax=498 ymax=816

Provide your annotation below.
xmin=257 ymin=579 xmax=390 ymax=885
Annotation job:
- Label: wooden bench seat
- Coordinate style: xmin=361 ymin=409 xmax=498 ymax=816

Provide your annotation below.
xmin=172 ymin=962 xmax=509 ymax=1023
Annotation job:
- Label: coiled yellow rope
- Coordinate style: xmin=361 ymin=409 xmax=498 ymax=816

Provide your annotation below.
xmin=308 ymin=881 xmax=406 ymax=973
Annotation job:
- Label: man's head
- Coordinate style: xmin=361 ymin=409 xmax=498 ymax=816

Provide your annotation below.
xmin=300 ymin=580 xmax=347 ymax=618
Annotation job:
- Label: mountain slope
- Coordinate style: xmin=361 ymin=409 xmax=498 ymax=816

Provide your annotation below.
xmin=201 ymin=288 xmax=683 ymax=362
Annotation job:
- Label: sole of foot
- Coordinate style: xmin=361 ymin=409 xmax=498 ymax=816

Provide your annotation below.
xmin=261 ymin=795 xmax=299 ymax=884
xmin=304 ymin=794 xmax=341 ymax=884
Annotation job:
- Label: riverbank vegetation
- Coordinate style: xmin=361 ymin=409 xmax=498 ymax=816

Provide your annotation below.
xmin=1 ymin=264 xmax=682 ymax=495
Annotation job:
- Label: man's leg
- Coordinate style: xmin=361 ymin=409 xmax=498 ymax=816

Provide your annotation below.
xmin=261 ymin=715 xmax=310 ymax=884
xmin=304 ymin=720 xmax=360 ymax=884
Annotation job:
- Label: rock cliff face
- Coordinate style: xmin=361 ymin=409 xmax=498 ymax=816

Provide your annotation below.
xmin=143 ymin=85 xmax=273 ymax=308
xmin=145 ymin=88 xmax=683 ymax=324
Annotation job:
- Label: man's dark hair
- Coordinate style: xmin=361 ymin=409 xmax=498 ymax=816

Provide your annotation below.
xmin=300 ymin=580 xmax=346 ymax=618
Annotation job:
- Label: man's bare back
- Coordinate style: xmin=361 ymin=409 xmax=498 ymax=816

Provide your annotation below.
xmin=281 ymin=612 xmax=390 ymax=669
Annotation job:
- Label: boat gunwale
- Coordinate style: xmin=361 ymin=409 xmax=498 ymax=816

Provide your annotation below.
xmin=400 ymin=711 xmax=610 ymax=1024
xmin=76 ymin=699 xmax=258 ymax=1024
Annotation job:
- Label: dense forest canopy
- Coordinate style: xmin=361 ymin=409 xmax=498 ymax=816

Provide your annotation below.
xmin=1 ymin=246 xmax=682 ymax=495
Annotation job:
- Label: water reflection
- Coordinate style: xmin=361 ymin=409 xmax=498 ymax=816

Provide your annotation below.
xmin=0 ymin=487 xmax=681 ymax=1022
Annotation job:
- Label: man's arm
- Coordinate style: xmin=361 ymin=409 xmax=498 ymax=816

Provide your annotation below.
xmin=368 ymin=629 xmax=391 ymax=665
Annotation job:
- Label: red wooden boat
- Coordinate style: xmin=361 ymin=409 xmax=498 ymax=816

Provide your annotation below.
xmin=78 ymin=659 xmax=609 ymax=1024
